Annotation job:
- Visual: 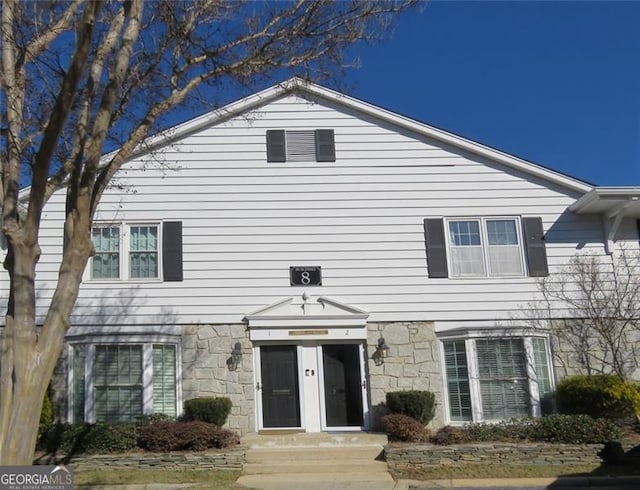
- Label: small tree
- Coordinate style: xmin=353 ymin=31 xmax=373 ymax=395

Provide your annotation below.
xmin=534 ymin=248 xmax=640 ymax=380
xmin=0 ymin=0 xmax=418 ymax=464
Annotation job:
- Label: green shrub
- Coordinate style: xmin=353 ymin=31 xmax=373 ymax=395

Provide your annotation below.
xmin=183 ymin=397 xmax=232 ymax=426
xmin=381 ymin=413 xmax=428 ymax=442
xmin=464 ymin=419 xmax=531 ymax=442
xmin=431 ymin=415 xmax=620 ymax=445
xmin=528 ymin=414 xmax=620 ymax=444
xmin=140 ymin=421 xmax=239 ymax=451
xmin=556 ymin=374 xmax=640 ymax=421
xmin=41 ymin=423 xmax=140 ymax=455
xmin=385 ymin=390 xmax=436 ymax=425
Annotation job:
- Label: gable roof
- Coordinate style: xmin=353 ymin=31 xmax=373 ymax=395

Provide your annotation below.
xmin=135 ymin=77 xmax=593 ymax=194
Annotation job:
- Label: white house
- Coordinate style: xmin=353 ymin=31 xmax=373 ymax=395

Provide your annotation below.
xmin=17 ymin=78 xmax=640 ymax=434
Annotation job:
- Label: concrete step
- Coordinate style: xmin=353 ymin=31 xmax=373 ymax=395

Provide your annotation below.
xmin=243 ymin=459 xmax=389 ymax=475
xmin=245 ymin=445 xmax=384 ymax=463
xmin=236 ymin=472 xmax=395 ymax=490
xmin=241 ymin=431 xmax=388 ymax=449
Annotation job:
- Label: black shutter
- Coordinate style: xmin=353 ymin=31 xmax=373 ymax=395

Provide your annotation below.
xmin=266 ymin=130 xmax=286 ymax=162
xmin=523 ymin=217 xmax=549 ymax=277
xmin=424 ymin=218 xmax=449 ymax=278
xmin=315 ymin=129 xmax=335 ymax=162
xmin=163 ymin=221 xmax=183 ymax=282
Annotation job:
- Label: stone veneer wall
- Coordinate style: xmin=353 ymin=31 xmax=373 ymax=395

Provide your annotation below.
xmin=36 ymin=450 xmax=245 ymax=471
xmin=385 ymin=443 xmax=604 ymax=470
xmin=367 ymin=322 xmax=444 ymax=430
xmin=181 ymin=324 xmax=254 ymax=435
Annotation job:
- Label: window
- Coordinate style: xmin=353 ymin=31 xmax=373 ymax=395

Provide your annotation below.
xmin=266 ymin=129 xmax=335 ymax=162
xmin=90 ymin=223 xmax=160 ymax=281
xmin=447 ymin=218 xmax=525 ymax=277
xmin=92 ymin=227 xmax=120 ymax=279
xmin=442 ymin=336 xmax=552 ymax=423
xmin=70 ymin=341 xmax=179 ymax=423
xmin=129 ymin=226 xmax=159 ymax=278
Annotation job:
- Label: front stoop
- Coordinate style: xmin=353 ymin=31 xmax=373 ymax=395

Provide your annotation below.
xmin=237 ymin=432 xmax=395 ymax=490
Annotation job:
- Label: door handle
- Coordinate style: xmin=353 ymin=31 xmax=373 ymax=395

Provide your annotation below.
xmin=256 ymin=382 xmax=262 ymax=391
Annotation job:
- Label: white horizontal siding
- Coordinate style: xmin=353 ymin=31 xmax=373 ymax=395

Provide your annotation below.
xmin=6 ymin=94 xmax=629 ymax=328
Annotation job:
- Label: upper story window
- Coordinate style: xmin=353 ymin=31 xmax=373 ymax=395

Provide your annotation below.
xmin=91 ymin=223 xmax=159 ymax=280
xmin=447 ymin=218 xmax=524 ymax=277
xmin=266 ymin=129 xmax=335 ymax=163
xmin=89 ymin=221 xmax=183 ymax=282
xmin=423 ymin=217 xmax=549 ymax=279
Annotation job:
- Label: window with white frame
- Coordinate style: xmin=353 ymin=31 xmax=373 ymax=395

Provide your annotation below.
xmin=70 ymin=342 xmax=178 ymax=423
xmin=90 ymin=223 xmax=159 ymax=280
xmin=441 ymin=336 xmax=553 ymax=423
xmin=447 ymin=218 xmax=525 ymax=277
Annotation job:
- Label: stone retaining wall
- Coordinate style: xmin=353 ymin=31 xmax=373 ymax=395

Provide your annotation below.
xmin=385 ymin=443 xmax=604 ymax=470
xmin=38 ymin=449 xmax=245 ymax=471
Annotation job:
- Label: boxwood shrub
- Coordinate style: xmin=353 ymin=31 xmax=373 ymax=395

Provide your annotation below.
xmin=386 ymin=390 xmax=436 ymax=425
xmin=183 ymin=397 xmax=232 ymax=426
xmin=556 ymin=374 xmax=640 ymax=422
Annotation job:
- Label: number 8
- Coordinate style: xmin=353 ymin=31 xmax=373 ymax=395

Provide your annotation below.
xmin=301 ymin=271 xmax=311 ymax=284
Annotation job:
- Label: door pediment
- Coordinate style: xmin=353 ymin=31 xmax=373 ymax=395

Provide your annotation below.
xmin=245 ymin=295 xmax=369 ymax=341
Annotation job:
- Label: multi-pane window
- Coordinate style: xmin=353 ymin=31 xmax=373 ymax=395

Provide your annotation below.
xmin=70 ymin=342 xmax=179 ymax=423
xmin=92 ymin=227 xmax=120 ymax=279
xmin=90 ymin=223 xmax=159 ymax=280
xmin=442 ymin=337 xmax=552 ymax=423
xmin=130 ymin=226 xmax=159 ymax=279
xmin=447 ymin=218 xmax=525 ymax=277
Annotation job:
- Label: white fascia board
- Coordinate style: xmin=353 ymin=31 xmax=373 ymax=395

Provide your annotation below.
xmin=570 ymin=187 xmax=640 ymax=214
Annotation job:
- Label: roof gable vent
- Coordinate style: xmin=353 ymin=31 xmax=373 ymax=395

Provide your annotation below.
xmin=286 ymin=130 xmax=316 ymax=162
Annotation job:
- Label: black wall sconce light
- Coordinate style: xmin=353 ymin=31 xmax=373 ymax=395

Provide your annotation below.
xmin=373 ymin=336 xmax=390 ymax=366
xmin=227 ymin=342 xmax=243 ymax=371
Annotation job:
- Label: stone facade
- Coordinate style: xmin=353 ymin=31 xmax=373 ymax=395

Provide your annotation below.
xmin=52 ymin=320 xmax=445 ymax=434
xmin=181 ymin=324 xmax=254 ymax=435
xmin=367 ymin=321 xmax=444 ymax=430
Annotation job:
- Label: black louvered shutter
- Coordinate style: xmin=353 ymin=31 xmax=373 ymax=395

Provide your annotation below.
xmin=424 ymin=218 xmax=449 ymax=278
xmin=523 ymin=217 xmax=548 ymax=277
xmin=163 ymin=221 xmax=183 ymax=282
xmin=315 ymin=129 xmax=335 ymax=162
xmin=266 ymin=130 xmax=286 ymax=162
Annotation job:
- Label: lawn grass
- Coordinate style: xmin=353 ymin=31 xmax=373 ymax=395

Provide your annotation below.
xmin=392 ymin=462 xmax=640 ymax=481
xmin=75 ymin=468 xmax=243 ymax=489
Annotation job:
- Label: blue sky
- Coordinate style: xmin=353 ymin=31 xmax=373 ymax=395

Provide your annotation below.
xmin=343 ymin=1 xmax=640 ymax=186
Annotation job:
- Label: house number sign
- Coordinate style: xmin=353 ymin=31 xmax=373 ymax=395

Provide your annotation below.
xmin=290 ymin=266 xmax=322 ymax=286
